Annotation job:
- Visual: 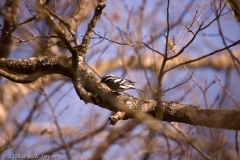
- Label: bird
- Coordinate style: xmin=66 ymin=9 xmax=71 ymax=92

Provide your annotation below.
xmin=100 ymin=74 xmax=142 ymax=92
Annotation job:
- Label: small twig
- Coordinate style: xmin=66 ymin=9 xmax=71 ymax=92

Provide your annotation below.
xmin=215 ymin=75 xmax=240 ymax=108
xmin=190 ymin=10 xmax=198 ymax=25
xmin=211 ymin=2 xmax=217 ymax=16
xmin=18 ymin=14 xmax=39 ymax=26
xmin=210 ymin=95 xmax=219 ymax=109
xmin=171 ymin=123 xmax=211 ymax=160
xmin=41 ymin=85 xmax=73 ymax=160
xmin=168 ymin=4 xmax=228 ymax=60
xmin=165 ymin=0 xmax=170 ymax=56
xmin=92 ymin=29 xmax=134 ymax=46
xmin=0 ymin=14 xmax=39 ymax=43
xmin=184 ymin=66 xmax=203 ymax=91
xmin=164 ymin=38 xmax=240 ymax=73
xmin=236 ymin=131 xmax=239 ymax=159
xmin=163 ymin=72 xmax=193 ymax=94
xmin=88 ymin=32 xmax=106 ymax=49
xmin=168 ymin=7 xmax=204 ymax=53
xmin=185 ymin=26 xmax=194 ymax=35
xmin=168 ymin=4 xmax=205 ymax=54
xmin=15 ymin=35 xmax=58 ymax=43
xmin=78 ymin=1 xmax=106 ymax=54
xmin=155 ymin=0 xmax=171 ymax=120
xmin=168 ymin=22 xmax=203 ymax=60
xmin=117 ymin=27 xmax=125 ymax=44
xmin=216 ymin=2 xmax=240 ymax=74
xmin=46 ymin=8 xmax=79 ymax=45
xmin=136 ymin=41 xmax=165 ymax=57
xmin=185 ymin=66 xmax=216 ymax=109
xmin=0 ymin=28 xmax=58 ymax=43
xmin=201 ymin=3 xmax=228 ymax=31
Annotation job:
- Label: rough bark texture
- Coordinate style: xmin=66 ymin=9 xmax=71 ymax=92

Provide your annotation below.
xmin=0 ymin=54 xmax=239 ymax=130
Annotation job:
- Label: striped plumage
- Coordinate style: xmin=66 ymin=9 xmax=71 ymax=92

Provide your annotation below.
xmin=100 ymin=74 xmax=137 ymax=92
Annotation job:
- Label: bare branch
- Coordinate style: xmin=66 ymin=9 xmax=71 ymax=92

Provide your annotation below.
xmin=167 ymin=6 xmax=205 ymax=54
xmin=36 ymin=0 xmax=77 ymax=55
xmin=168 ymin=22 xmax=203 ymax=60
xmin=76 ymin=0 xmax=107 ymax=55
xmin=171 ymin=123 xmax=211 ymax=160
xmin=164 ymin=39 xmax=240 ymax=73
xmin=41 ymin=86 xmax=72 ymax=160
xmin=93 ymin=30 xmax=134 ymax=46
xmin=136 ymin=41 xmax=165 ymax=57
xmin=236 ymin=131 xmax=239 ymax=159
xmin=0 ymin=14 xmax=39 ymax=43
xmin=215 ymin=75 xmax=240 ymax=108
xmin=45 ymin=7 xmax=79 ymax=46
xmin=163 ymin=72 xmax=193 ymax=94
xmin=0 ymin=54 xmax=72 ymax=83
xmin=155 ymin=0 xmax=171 ymax=121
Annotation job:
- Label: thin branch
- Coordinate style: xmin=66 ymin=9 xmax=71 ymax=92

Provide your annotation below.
xmin=216 ymin=7 xmax=240 ymax=67
xmin=155 ymin=0 xmax=171 ymax=120
xmin=171 ymin=123 xmax=211 ymax=160
xmin=184 ymin=66 xmax=203 ymax=91
xmin=93 ymin=30 xmax=134 ymax=46
xmin=0 ymin=33 xmax=57 ymax=44
xmin=37 ymin=120 xmax=108 ymax=156
xmin=163 ymin=72 xmax=193 ymax=94
xmin=36 ymin=0 xmax=77 ymax=55
xmin=184 ymin=66 xmax=215 ymax=109
xmin=167 ymin=6 xmax=204 ymax=54
xmin=165 ymin=0 xmax=170 ymax=56
xmin=168 ymin=22 xmax=203 ymax=60
xmin=41 ymin=86 xmax=72 ymax=160
xmin=117 ymin=27 xmax=125 ymax=44
xmin=201 ymin=2 xmax=228 ymax=31
xmin=77 ymin=0 xmax=107 ymax=55
xmin=88 ymin=34 xmax=105 ymax=49
xmin=164 ymin=39 xmax=240 ymax=73
xmin=136 ymin=41 xmax=165 ymax=57
xmin=15 ymin=35 xmax=58 ymax=43
xmin=168 ymin=4 xmax=228 ymax=60
xmin=0 ymin=14 xmax=39 ymax=43
xmin=236 ymin=131 xmax=239 ymax=159
xmin=215 ymin=75 xmax=240 ymax=108
xmin=45 ymin=7 xmax=79 ymax=45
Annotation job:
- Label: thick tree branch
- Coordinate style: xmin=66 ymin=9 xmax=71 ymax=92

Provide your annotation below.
xmin=74 ymin=63 xmax=240 ymax=130
xmin=0 ymin=54 xmax=239 ymax=130
xmin=0 ymin=54 xmax=72 ymax=83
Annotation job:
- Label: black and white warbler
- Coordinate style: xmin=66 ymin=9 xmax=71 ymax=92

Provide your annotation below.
xmin=100 ymin=74 xmax=142 ymax=92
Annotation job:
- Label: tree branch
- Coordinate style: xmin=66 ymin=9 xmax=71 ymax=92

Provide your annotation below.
xmin=0 ymin=54 xmax=239 ymax=130
xmin=36 ymin=0 xmax=77 ymax=55
xmin=164 ymin=39 xmax=240 ymax=73
xmin=75 ymin=0 xmax=106 ymax=55
xmin=0 ymin=54 xmax=72 ymax=83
